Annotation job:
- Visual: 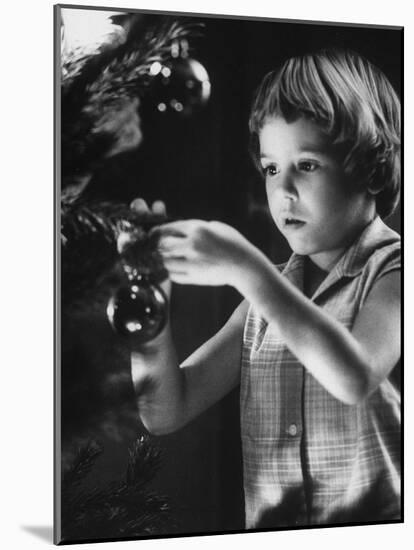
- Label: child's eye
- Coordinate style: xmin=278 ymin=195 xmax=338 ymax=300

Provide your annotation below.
xmin=262 ymin=164 xmax=280 ymax=177
xmin=298 ymin=161 xmax=319 ymax=172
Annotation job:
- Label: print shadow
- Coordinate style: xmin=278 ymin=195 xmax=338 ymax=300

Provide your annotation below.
xmin=21 ymin=525 xmax=53 ymax=543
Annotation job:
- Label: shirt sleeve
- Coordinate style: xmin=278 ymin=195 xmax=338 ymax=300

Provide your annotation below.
xmin=360 ymin=242 xmax=401 ymax=306
xmin=374 ymin=243 xmax=401 ymax=281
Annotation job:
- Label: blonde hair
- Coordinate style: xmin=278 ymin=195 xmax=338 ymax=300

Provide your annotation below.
xmin=249 ymin=49 xmax=401 ymax=218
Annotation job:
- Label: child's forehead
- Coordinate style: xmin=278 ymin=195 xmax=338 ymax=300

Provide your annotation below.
xmin=259 ymin=115 xmax=332 ymax=153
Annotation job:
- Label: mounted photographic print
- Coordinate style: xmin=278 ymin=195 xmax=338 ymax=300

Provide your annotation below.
xmin=54 ymin=3 xmax=403 ymax=545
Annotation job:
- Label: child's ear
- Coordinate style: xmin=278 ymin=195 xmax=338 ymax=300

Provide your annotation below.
xmin=367 ymin=184 xmax=383 ymax=196
xmin=367 ymin=161 xmax=388 ymax=196
xmin=367 ymin=176 xmax=385 ymax=196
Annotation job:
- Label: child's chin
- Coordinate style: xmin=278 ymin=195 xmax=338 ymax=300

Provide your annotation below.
xmin=286 ymin=239 xmax=312 ymax=256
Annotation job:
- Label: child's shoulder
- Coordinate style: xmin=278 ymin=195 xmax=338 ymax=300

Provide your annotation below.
xmin=353 ymin=219 xmax=400 ymax=305
xmin=339 ymin=216 xmax=399 ymax=275
xmin=361 ymin=219 xmax=400 ymax=274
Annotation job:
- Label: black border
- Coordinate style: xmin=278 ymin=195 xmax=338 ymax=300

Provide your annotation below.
xmin=400 ymin=24 xmax=405 ymax=527
xmin=54 ymin=4 xmax=62 ymax=546
xmin=57 ymin=3 xmax=403 ymax=31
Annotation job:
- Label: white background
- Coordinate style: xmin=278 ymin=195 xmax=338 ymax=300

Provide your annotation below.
xmin=1 ymin=0 xmax=411 ymax=548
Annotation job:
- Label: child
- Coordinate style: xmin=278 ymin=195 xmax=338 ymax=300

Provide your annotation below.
xmin=128 ymin=49 xmax=401 ymax=528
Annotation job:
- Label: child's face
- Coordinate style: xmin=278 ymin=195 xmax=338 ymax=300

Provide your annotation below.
xmin=259 ymin=116 xmax=375 ymax=270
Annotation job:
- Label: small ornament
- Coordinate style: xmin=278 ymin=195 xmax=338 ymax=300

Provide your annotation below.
xmin=107 ymin=273 xmax=167 ymax=341
xmin=107 ymin=219 xmax=169 ymax=343
xmin=148 ymin=39 xmax=211 ymax=116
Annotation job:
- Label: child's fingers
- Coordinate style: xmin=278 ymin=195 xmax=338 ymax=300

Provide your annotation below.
xmin=157 ymin=235 xmax=189 ymax=256
xmin=130 ymin=197 xmax=151 ymax=214
xmin=151 ymin=200 xmax=167 ymax=216
xmin=149 ymin=221 xmax=190 ymax=239
xmin=130 ymin=198 xmax=168 ymax=218
xmin=158 ymin=276 xmax=172 ymax=298
xmin=162 ymin=258 xmax=202 ymax=284
xmin=162 ymin=256 xmax=221 ymax=286
xmin=152 ymin=219 xmax=204 ymax=236
xmin=162 ymin=256 xmax=189 ymax=272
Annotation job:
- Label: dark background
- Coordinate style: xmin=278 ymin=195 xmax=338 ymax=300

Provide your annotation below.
xmin=62 ymin=11 xmax=402 ymax=537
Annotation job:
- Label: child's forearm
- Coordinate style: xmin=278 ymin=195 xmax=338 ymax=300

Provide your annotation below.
xmin=130 ymin=324 xmax=187 ymax=435
xmin=234 ymin=250 xmax=373 ymax=405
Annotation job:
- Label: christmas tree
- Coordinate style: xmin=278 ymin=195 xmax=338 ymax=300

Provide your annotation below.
xmin=58 ymin=8 xmax=208 ymax=541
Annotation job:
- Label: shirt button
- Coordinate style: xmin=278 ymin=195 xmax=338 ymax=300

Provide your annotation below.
xmin=287 ymin=424 xmax=298 ymax=437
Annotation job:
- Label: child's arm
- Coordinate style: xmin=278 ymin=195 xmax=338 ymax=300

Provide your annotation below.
xmin=126 ymin=201 xmax=247 ymax=435
xmin=238 ymin=255 xmax=400 ymax=405
xmin=155 ymin=219 xmax=400 ymax=405
xmin=131 ymin=286 xmax=248 ymax=435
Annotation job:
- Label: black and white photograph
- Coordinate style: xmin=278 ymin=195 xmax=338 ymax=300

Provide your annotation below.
xmin=55 ymin=2 xmax=402 ymax=545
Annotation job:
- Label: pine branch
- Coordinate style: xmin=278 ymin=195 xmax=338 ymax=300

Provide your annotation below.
xmin=61 ymin=436 xmax=173 ymax=541
xmin=61 ymin=15 xmax=203 ymax=186
xmin=126 ymin=435 xmax=162 ymax=487
xmin=61 ymin=201 xmax=120 ymax=308
xmin=62 ymin=440 xmax=103 ymax=493
xmin=61 ymin=200 xmax=168 ymax=309
xmin=85 ymin=19 xmax=203 ymax=105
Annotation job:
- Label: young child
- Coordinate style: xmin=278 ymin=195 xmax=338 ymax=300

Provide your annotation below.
xmin=128 ymin=49 xmax=401 ymax=528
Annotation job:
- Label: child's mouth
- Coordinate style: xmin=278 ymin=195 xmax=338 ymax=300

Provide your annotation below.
xmin=284 ymin=217 xmax=306 ymax=229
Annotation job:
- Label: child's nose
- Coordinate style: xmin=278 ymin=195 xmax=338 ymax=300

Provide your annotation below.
xmin=278 ymin=170 xmax=298 ymax=200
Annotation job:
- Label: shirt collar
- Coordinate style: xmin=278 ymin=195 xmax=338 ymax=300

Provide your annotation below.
xmin=281 ymin=216 xmax=400 ymax=300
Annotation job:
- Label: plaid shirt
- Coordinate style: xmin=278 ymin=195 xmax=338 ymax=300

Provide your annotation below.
xmin=240 ymin=216 xmax=401 ymax=529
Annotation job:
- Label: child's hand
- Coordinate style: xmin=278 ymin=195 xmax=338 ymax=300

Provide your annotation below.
xmin=131 ymin=198 xmax=172 ymax=298
xmin=151 ymin=219 xmax=258 ymax=287
xmin=130 ymin=197 xmax=167 ymax=217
